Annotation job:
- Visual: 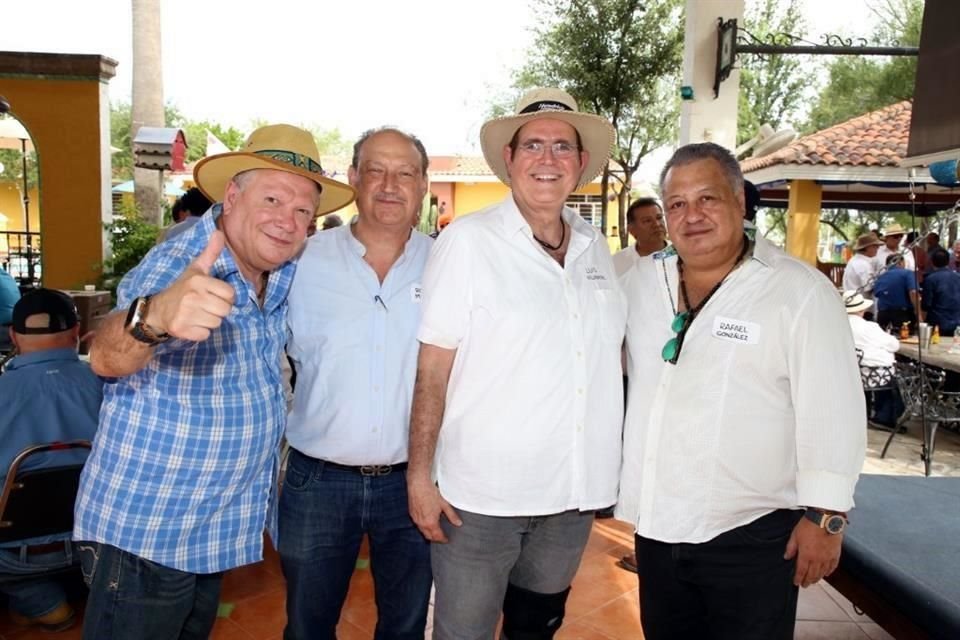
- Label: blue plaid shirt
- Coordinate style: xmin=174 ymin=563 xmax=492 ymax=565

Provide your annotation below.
xmin=74 ymin=207 xmax=293 ymax=573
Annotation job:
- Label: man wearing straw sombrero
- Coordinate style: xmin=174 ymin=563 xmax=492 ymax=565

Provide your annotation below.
xmin=408 ymin=88 xmax=626 ymax=638
xmin=73 ymin=124 xmax=355 ymax=639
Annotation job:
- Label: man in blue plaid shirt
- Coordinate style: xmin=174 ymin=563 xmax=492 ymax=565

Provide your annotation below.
xmin=73 ymin=124 xmax=355 ymax=640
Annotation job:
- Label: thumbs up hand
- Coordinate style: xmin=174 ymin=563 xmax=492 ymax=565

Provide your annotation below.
xmin=144 ymin=231 xmax=237 ymax=342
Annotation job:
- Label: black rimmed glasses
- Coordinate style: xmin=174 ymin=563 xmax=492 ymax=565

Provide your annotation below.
xmin=661 ymin=310 xmax=691 ymax=365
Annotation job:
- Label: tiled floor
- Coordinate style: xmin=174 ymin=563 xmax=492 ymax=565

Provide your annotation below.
xmin=2 ymin=422 xmax=956 ymax=639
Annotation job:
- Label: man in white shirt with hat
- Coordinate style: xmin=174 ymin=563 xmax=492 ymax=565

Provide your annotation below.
xmin=843 ymin=233 xmax=883 ymax=295
xmin=874 ymin=223 xmax=915 ymax=274
xmin=407 ymin=88 xmax=625 ymax=639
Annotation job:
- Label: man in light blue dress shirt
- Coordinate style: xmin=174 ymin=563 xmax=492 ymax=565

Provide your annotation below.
xmin=0 ymin=289 xmax=101 ymax=632
xmin=282 ymin=127 xmax=433 ymax=639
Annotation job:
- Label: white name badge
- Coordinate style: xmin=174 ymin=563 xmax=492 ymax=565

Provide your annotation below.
xmin=712 ymin=316 xmax=761 ymax=345
xmin=411 ymin=284 xmax=422 ymax=303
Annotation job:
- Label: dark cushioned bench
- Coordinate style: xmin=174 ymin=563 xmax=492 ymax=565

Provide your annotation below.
xmin=826 ymin=474 xmax=960 ymax=640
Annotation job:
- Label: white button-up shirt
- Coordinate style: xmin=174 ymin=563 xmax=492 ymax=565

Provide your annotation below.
xmin=617 ymin=236 xmax=866 ymax=543
xmin=848 ymin=315 xmax=898 ymax=367
xmin=418 ymin=197 xmax=626 ymax=516
xmin=843 ymin=253 xmax=877 ymax=293
xmin=613 ymin=245 xmax=641 ymax=277
xmin=875 ymin=245 xmax=915 ymax=273
xmin=286 ymin=224 xmax=433 ymax=465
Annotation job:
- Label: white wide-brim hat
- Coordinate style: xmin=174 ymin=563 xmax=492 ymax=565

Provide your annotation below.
xmin=193 ymin=124 xmax=356 ymax=216
xmin=843 ymin=290 xmax=873 ymax=314
xmin=479 ymin=88 xmax=615 ymax=189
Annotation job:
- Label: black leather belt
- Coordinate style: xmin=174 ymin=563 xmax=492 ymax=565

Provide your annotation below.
xmin=322 ymin=459 xmax=407 ymax=476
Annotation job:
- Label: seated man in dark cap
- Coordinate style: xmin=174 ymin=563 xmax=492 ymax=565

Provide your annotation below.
xmin=0 ymin=289 xmax=102 ymax=632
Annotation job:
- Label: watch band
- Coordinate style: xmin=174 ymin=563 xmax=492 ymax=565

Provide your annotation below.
xmin=125 ymin=296 xmax=171 ymax=346
xmin=803 ymin=508 xmax=848 ymax=534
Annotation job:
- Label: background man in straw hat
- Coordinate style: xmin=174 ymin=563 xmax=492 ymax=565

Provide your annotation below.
xmin=408 ymin=87 xmax=625 ymax=638
xmin=843 ymin=232 xmax=883 ymax=297
xmin=874 ymin=222 xmax=914 ymax=273
xmin=618 ymin=143 xmax=865 ymax=639
xmin=280 ymin=127 xmax=433 ymax=638
xmin=73 ymin=124 xmax=355 ymax=640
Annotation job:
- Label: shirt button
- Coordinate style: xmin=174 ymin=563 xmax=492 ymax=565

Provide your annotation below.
xmin=577 ymin=423 xmax=583 ymax=432
xmin=373 ymin=385 xmax=380 ymax=392
xmin=577 ymin=351 xmax=583 ymax=358
xmin=375 ymin=345 xmax=383 ymax=352
xmin=577 ymin=388 xmax=584 ymax=395
xmin=572 ymin=313 xmax=579 ymax=319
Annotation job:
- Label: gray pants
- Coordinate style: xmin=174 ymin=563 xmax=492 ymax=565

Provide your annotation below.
xmin=431 ymin=508 xmax=594 ymax=640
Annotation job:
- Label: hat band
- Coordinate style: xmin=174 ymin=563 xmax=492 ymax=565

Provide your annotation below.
xmin=519 ymin=100 xmax=574 ymax=114
xmin=254 ymin=149 xmax=325 ymax=176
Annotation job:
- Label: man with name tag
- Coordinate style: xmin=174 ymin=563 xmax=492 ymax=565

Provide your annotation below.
xmin=408 ymin=88 xmax=626 ymax=638
xmin=617 ymin=142 xmax=866 ymax=640
xmin=281 ymin=127 xmax=433 ymax=639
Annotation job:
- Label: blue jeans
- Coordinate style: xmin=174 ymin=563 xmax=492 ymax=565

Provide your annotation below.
xmin=431 ymin=508 xmax=594 ymax=640
xmin=0 ymin=540 xmax=74 ymax=617
xmin=635 ymin=509 xmax=804 ymax=640
xmin=77 ymin=542 xmax=223 ymax=640
xmin=278 ymin=449 xmax=431 ymax=640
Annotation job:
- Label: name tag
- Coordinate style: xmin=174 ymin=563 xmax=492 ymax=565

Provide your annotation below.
xmin=712 ymin=316 xmax=760 ymax=345
xmin=411 ymin=284 xmax=422 ymax=303
xmin=584 ymin=265 xmax=608 ymax=283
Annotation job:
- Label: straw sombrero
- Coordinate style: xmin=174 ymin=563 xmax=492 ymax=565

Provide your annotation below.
xmin=843 ymin=290 xmax=873 ymax=314
xmin=853 ymin=233 xmax=883 ymax=251
xmin=480 ymin=88 xmax=615 ymax=189
xmin=882 ymin=223 xmax=907 ymax=238
xmin=193 ymin=124 xmax=356 ymax=216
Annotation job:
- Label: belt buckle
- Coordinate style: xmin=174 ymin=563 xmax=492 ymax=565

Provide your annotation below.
xmin=360 ymin=464 xmax=391 ymax=476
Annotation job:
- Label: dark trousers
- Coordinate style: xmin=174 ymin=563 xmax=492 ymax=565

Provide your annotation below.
xmin=78 ymin=542 xmax=223 ymax=640
xmin=635 ymin=509 xmax=803 ymax=640
xmin=877 ymin=308 xmax=915 ymax=334
xmin=278 ymin=448 xmax=431 ymax=640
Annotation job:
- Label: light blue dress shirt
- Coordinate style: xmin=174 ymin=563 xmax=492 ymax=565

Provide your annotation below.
xmin=286 ymin=223 xmax=432 ymax=466
xmin=0 ymin=347 xmax=102 ymax=546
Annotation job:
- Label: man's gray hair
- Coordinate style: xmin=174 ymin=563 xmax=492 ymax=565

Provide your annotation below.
xmin=659 ymin=142 xmax=744 ymax=197
xmin=352 ymin=126 xmax=429 ymax=176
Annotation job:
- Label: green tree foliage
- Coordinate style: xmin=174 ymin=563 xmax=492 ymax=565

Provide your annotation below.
xmin=804 ymin=0 xmax=922 ymax=133
xmin=737 ymin=0 xmax=807 ymax=145
xmin=511 ymin=0 xmax=684 ymax=247
xmin=97 ymin=202 xmax=160 ymax=299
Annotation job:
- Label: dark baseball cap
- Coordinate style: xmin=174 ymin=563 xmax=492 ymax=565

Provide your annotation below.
xmin=11 ymin=289 xmax=79 ymax=334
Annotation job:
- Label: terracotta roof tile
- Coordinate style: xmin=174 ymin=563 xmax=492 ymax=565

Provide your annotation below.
xmin=740 ymin=100 xmax=912 ymax=173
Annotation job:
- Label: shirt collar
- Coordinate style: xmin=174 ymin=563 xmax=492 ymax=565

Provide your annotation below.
xmin=6 ymin=347 xmax=80 ymax=371
xmin=497 ymin=195 xmax=595 ymax=244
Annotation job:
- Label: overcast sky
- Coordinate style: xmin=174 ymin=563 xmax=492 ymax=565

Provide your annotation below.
xmin=3 ymin=0 xmax=879 ymax=157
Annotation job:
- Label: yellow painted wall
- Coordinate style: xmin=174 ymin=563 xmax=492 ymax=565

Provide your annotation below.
xmin=2 ymin=69 xmax=111 ymax=289
xmin=452 ymin=182 xmax=511 ymax=217
xmin=0 ymin=182 xmax=41 ymax=232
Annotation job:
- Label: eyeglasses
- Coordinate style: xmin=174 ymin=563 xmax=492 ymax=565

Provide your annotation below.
xmin=517 ymin=140 xmax=579 ymax=157
xmin=661 ymin=311 xmax=690 ymax=365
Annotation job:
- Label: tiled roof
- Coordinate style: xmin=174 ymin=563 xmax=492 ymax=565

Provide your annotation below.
xmin=741 ymin=100 xmax=912 ymax=173
xmin=429 ymin=156 xmax=494 ymax=176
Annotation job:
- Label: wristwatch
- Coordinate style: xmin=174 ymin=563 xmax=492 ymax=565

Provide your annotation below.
xmin=125 ymin=296 xmax=170 ymax=346
xmin=803 ymin=508 xmax=848 ymax=535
